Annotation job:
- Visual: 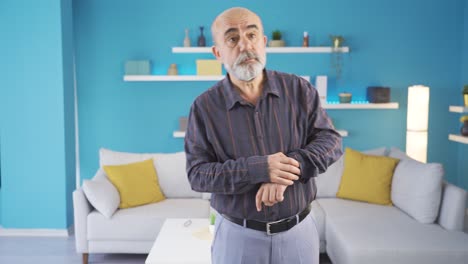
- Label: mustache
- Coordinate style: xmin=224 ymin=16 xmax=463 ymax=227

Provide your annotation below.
xmin=235 ymin=51 xmax=260 ymax=65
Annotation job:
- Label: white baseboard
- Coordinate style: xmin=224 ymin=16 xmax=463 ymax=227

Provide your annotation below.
xmin=0 ymin=225 xmax=73 ymax=237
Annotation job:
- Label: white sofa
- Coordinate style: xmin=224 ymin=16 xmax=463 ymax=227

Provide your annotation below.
xmin=312 ymin=147 xmax=468 ymax=264
xmin=74 ymin=147 xmax=468 ymax=264
xmin=73 ymin=149 xmax=211 ymax=264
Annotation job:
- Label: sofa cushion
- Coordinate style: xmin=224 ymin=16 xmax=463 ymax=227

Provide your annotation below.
xmin=99 ymin=148 xmax=201 ymax=198
xmin=337 ymin=148 xmax=399 ymax=205
xmin=88 ymin=198 xmax=210 ymax=240
xmin=317 ymin=198 xmax=468 ymax=264
xmin=391 ymin=159 xmax=443 ymax=224
xmin=388 ymin=146 xmax=417 ymax=161
xmin=83 ymin=178 xmax=120 ymax=218
xmin=152 ymin=152 xmax=203 ymax=199
xmin=315 ymin=147 xmax=386 ymax=198
xmin=437 ymin=182 xmax=467 ymax=231
xmin=104 ymin=159 xmax=166 ymax=208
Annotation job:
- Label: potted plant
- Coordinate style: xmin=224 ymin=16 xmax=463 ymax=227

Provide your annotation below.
xmin=209 ymin=212 xmax=216 ymax=234
xmin=461 ymin=115 xmax=468 ymax=136
xmin=269 ymin=30 xmax=285 ymax=47
xmin=463 ymin=84 xmax=468 ymax=107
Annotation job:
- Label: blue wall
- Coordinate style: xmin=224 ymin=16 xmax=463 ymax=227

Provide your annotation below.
xmin=74 ymin=0 xmax=467 ymax=189
xmin=0 ymin=0 xmax=75 ymax=229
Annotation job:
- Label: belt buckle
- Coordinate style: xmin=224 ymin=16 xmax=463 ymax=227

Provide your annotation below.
xmin=266 ymin=219 xmax=283 ymax=235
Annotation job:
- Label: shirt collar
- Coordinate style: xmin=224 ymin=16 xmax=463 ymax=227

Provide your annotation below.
xmin=222 ymin=69 xmax=281 ymax=111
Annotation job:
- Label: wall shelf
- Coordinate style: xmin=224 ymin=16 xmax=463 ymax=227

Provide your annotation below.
xmin=449 ymin=106 xmax=468 ymax=113
xmin=173 ymin=130 xmax=349 ymax=138
xmin=172 ymin=47 xmax=350 ymax=54
xmin=124 ymin=75 xmax=310 ymax=82
xmin=338 ymin=130 xmax=349 ymax=137
xmin=448 ymin=134 xmax=468 ymax=144
xmin=448 ymin=106 xmax=467 ymax=144
xmin=323 ymin=103 xmax=399 ymax=109
xmin=124 ymin=75 xmax=224 ymax=81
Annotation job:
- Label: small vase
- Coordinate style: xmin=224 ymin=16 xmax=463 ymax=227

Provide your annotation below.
xmin=330 ymin=36 xmax=344 ymax=49
xmin=197 ymin=26 xmax=206 ymax=47
xmin=333 ymin=38 xmax=341 ymax=48
xmin=464 ymin=94 xmax=468 ymax=107
xmin=461 ymin=121 xmax=468 ymax=136
xmin=269 ymin=40 xmax=285 ymax=47
xmin=167 ymin=64 xmax=178 ymax=75
xmin=339 ymin=93 xmax=352 ymax=103
xmin=183 ymin=29 xmax=191 ymax=47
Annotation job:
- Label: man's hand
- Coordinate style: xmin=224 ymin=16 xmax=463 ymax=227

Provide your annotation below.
xmin=267 ymin=152 xmax=301 ymax=185
xmin=255 ymin=183 xmax=288 ymax=211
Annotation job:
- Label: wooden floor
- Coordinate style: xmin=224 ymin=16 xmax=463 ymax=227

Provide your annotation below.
xmin=0 ymin=235 xmax=332 ymax=264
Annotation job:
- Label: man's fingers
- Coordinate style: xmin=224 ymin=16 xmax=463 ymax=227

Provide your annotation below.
xmin=262 ymin=186 xmax=270 ymax=206
xmin=256 ymin=188 xmax=263 ymax=212
xmin=278 ymin=170 xmax=299 ymax=181
xmin=269 ymin=185 xmax=276 ymax=203
xmin=280 ymin=156 xmax=300 ymax=167
xmin=276 ymin=187 xmax=284 ymax=202
xmin=272 ymin=177 xmax=294 ymax=186
xmin=279 ymin=164 xmax=301 ymax=176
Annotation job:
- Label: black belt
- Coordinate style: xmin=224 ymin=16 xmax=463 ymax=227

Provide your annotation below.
xmin=222 ymin=205 xmax=311 ymax=235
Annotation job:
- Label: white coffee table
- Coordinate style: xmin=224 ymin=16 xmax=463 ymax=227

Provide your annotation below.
xmin=145 ymin=218 xmax=213 ymax=264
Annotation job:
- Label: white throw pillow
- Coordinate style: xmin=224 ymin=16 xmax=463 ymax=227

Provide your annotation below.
xmin=82 ymin=169 xmax=120 ymax=218
xmin=153 ymin=152 xmax=201 ymax=198
xmin=99 ymin=148 xmax=156 ymax=167
xmin=99 ymin=148 xmax=201 ymax=198
xmin=391 ymin=157 xmax=444 ymax=224
xmin=315 ymin=147 xmax=387 ymax=198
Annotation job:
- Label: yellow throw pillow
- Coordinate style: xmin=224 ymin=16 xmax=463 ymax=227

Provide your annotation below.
xmin=337 ymin=148 xmax=399 ymax=205
xmin=104 ymin=159 xmax=165 ymax=208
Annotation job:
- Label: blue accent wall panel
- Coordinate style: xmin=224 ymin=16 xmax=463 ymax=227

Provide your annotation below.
xmin=458 ymin=0 xmax=468 ymax=190
xmin=61 ymin=0 xmax=77 ymax=229
xmin=0 ymin=0 xmax=75 ymax=228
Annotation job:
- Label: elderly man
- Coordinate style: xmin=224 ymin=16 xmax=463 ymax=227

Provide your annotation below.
xmin=185 ymin=7 xmax=342 ymax=264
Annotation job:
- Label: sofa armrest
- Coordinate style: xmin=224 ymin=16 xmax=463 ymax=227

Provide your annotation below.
xmin=73 ymin=188 xmax=93 ymax=253
xmin=437 ymin=181 xmax=467 ymax=231
xmin=201 ymin=193 xmax=211 ymax=200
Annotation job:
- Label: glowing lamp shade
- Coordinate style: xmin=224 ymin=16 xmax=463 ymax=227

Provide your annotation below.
xmin=406 ymin=85 xmax=430 ymax=163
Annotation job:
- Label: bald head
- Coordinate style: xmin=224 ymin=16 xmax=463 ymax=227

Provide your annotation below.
xmin=211 ymin=7 xmax=264 ymax=46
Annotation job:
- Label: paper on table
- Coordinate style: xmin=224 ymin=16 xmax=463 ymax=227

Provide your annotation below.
xmin=192 ymin=226 xmax=213 ymax=241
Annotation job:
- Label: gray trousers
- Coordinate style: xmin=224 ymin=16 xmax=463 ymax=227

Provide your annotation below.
xmin=211 ymin=213 xmax=319 ymax=264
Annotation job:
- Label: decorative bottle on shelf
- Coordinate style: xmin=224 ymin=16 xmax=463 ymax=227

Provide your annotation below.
xmin=167 ymin=64 xmax=178 ymax=75
xmin=183 ymin=29 xmax=191 ymax=47
xmin=197 ymin=26 xmax=206 ymax=47
xmin=302 ymin=31 xmax=309 ymax=47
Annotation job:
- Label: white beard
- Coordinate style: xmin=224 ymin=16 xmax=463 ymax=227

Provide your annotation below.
xmin=225 ymin=51 xmax=266 ymax=81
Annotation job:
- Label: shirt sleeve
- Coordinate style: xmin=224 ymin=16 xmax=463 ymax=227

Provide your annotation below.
xmin=287 ymin=79 xmax=343 ymax=183
xmin=184 ymin=101 xmax=270 ymax=195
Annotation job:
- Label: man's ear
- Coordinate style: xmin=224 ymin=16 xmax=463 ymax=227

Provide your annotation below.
xmin=263 ymin=35 xmax=267 ymax=47
xmin=212 ymin=46 xmax=221 ymax=60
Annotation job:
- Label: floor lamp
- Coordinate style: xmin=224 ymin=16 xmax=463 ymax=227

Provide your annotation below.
xmin=406 ymin=85 xmax=430 ymax=163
